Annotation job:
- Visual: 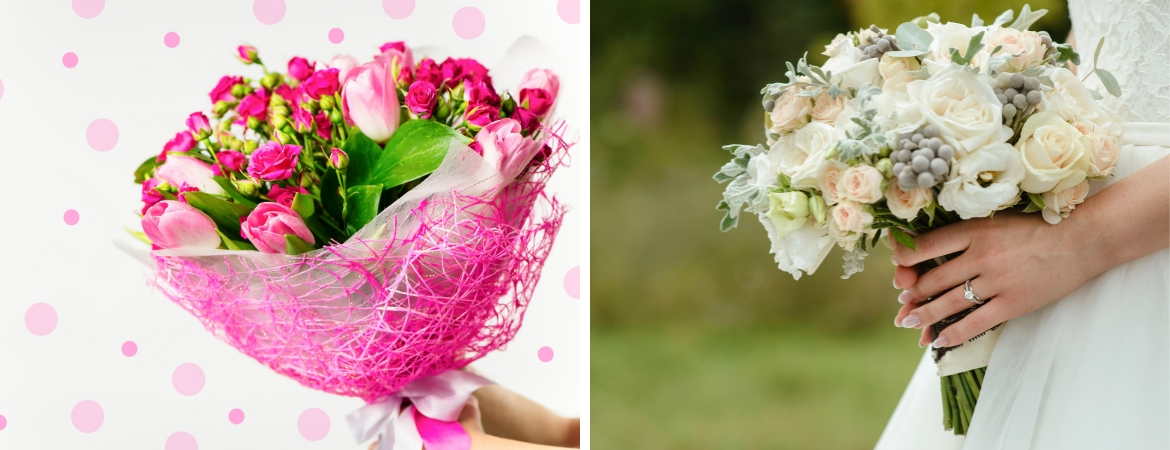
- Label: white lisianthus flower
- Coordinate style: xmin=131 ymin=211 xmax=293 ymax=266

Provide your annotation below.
xmin=879 ymin=54 xmax=921 ymax=94
xmin=1085 ymin=128 xmax=1121 ymax=177
xmin=1044 ymin=68 xmax=1124 ymax=131
xmin=811 ymin=90 xmax=848 ymax=125
xmin=837 ymin=164 xmax=885 ymax=204
xmin=1041 ymin=180 xmax=1090 ymax=224
xmin=817 ymin=160 xmax=849 ymax=205
xmin=1017 ymin=111 xmax=1092 ymax=194
xmin=765 ymin=191 xmax=811 ymax=239
xmin=986 ymin=27 xmax=1046 ymax=70
xmin=768 ymin=88 xmax=813 ymax=135
xmin=937 ymin=143 xmax=1025 ymax=219
xmin=828 ymin=200 xmax=874 ymax=251
xmin=906 ymin=65 xmax=1012 ymax=158
xmin=772 ymin=122 xmax=841 ymax=189
xmin=886 ymin=182 xmax=933 ymax=220
xmin=760 ymin=217 xmax=834 ymax=280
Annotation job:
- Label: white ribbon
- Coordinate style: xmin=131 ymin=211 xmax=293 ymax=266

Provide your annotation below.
xmin=347 ymin=370 xmax=493 ymax=450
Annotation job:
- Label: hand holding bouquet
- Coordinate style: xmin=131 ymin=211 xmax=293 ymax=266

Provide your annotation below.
xmin=715 ymin=5 xmax=1120 ymax=435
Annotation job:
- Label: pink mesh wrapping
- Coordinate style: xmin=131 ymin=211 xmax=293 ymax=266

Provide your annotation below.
xmin=149 ymin=132 xmax=570 ymax=403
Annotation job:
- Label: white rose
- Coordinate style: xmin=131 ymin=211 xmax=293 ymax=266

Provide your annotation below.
xmin=771 ymin=122 xmax=840 ymax=189
xmin=838 ymin=164 xmax=885 ymax=204
xmin=1040 ymin=180 xmax=1090 ymax=224
xmin=828 ymin=200 xmax=873 ymax=250
xmin=1045 ymin=68 xmax=1122 ymax=130
xmin=760 ymin=215 xmax=834 ymax=280
xmin=926 ymin=22 xmax=985 ymax=64
xmin=938 ymin=143 xmax=1025 ymax=219
xmin=986 ymin=28 xmax=1045 ymax=70
xmin=906 ymin=65 xmax=1012 ymax=157
xmin=823 ymin=33 xmax=853 ymax=58
xmin=811 ymin=90 xmax=847 ymax=124
xmin=765 ymin=191 xmax=811 ymax=240
xmin=768 ymin=89 xmax=813 ymax=135
xmin=1086 ymin=128 xmax=1120 ymax=177
xmin=886 ymin=182 xmax=933 ymax=220
xmin=817 ymin=161 xmax=848 ymax=205
xmin=1017 ymin=111 xmax=1092 ymax=194
xmin=879 ymin=54 xmax=921 ymax=93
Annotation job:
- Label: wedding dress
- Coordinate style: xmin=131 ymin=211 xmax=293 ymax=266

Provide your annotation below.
xmin=875 ymin=1 xmax=1170 ymax=449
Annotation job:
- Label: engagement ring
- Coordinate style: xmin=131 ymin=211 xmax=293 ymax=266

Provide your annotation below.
xmin=964 ymin=279 xmax=983 ymax=305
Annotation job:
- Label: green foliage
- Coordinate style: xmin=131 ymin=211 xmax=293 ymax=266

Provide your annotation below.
xmin=345 ymin=184 xmax=383 ymax=235
xmin=369 ymin=119 xmax=471 ymax=190
xmin=212 ymin=176 xmax=259 ymax=207
xmin=134 ymin=156 xmax=158 ymax=184
xmin=284 ymin=234 xmax=315 ymax=255
xmin=183 ymin=191 xmax=254 ymax=237
xmin=341 ymin=131 xmax=382 ymax=187
xmin=889 ymin=228 xmax=916 ymax=251
xmin=888 ymin=22 xmax=932 ymax=57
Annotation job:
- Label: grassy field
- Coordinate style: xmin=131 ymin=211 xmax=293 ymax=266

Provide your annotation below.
xmin=591 ymin=325 xmax=925 ymax=449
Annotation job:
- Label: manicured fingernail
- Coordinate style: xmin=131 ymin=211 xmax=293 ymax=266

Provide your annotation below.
xmin=894 ymin=317 xmax=901 ymax=327
xmin=901 ymin=314 xmax=921 ymax=328
xmin=898 ymin=291 xmax=913 ymax=304
xmin=891 ymin=254 xmax=899 ymax=266
xmin=919 ymin=340 xmax=926 ymax=348
xmin=933 ymin=335 xmax=950 ymax=348
xmin=893 ymin=278 xmax=901 ymax=289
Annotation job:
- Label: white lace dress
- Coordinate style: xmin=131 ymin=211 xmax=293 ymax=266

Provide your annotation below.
xmin=875 ymin=1 xmax=1170 ymax=449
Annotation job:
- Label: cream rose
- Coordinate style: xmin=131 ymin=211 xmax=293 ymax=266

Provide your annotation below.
xmin=1040 ymin=180 xmax=1089 ymax=224
xmin=771 ymin=122 xmax=840 ymax=189
xmin=937 ymin=143 xmax=1024 ymax=219
xmin=768 ymin=89 xmax=813 ymax=135
xmin=1086 ymin=128 xmax=1120 ymax=177
xmin=926 ymin=22 xmax=985 ymax=64
xmin=907 ymin=65 xmax=1012 ymax=157
xmin=838 ymin=164 xmax=885 ymax=204
xmin=879 ymin=54 xmax=921 ymax=93
xmin=1045 ymin=68 xmax=1122 ymax=130
xmin=811 ymin=90 xmax=847 ymax=124
xmin=1017 ymin=112 xmax=1092 ymax=194
xmin=886 ymin=182 xmax=933 ymax=220
xmin=986 ymin=28 xmax=1045 ymax=70
xmin=828 ymin=200 xmax=873 ymax=250
xmin=823 ymin=33 xmax=853 ymax=58
xmin=817 ymin=161 xmax=848 ymax=205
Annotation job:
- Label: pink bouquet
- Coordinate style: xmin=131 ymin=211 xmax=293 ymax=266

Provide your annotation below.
xmin=131 ymin=41 xmax=569 ymax=448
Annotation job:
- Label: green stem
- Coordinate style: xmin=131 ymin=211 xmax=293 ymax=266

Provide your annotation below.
xmin=940 ymin=377 xmax=954 ymax=430
xmin=963 ymin=370 xmax=981 ymax=398
xmin=954 ymin=375 xmax=972 ymax=434
xmin=974 ymin=366 xmax=986 ymax=385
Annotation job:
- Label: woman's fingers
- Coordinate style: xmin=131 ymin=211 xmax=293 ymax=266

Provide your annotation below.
xmin=893 ymin=264 xmax=919 ymax=290
xmin=932 ymin=300 xmax=1012 ymax=347
xmin=904 ymin=253 xmax=979 ymax=302
xmin=892 ymin=223 xmax=974 ymax=267
xmin=900 ymin=279 xmax=998 ymax=329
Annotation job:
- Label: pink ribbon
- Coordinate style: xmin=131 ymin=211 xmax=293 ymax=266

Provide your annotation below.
xmin=347 ymin=370 xmax=493 ymax=450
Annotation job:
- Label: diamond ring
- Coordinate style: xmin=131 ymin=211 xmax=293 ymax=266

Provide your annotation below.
xmin=963 ymin=279 xmax=983 ymax=305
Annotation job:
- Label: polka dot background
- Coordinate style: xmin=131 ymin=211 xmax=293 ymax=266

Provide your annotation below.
xmin=0 ymin=1 xmax=579 ymax=448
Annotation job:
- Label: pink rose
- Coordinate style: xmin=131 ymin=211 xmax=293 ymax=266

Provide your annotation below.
xmin=415 ymin=58 xmax=442 ymax=88
xmin=474 ymin=118 xmax=543 ymax=181
xmin=215 ymin=150 xmax=246 ymax=175
xmin=237 ymin=45 xmax=259 ymax=64
xmin=287 ymin=57 xmax=314 ymax=82
xmin=274 ymin=84 xmax=301 ymax=105
xmin=141 ymin=200 xmax=222 ymax=250
xmin=828 ymin=200 xmax=874 ymax=250
xmin=440 ymin=58 xmax=493 ymax=90
xmin=141 ymin=178 xmax=166 ymax=214
xmin=241 ymin=203 xmax=315 ymax=254
xmin=837 ymin=164 xmax=885 ymax=204
xmin=465 ymin=80 xmax=500 ymax=108
xmin=266 ymin=185 xmax=308 ymax=207
xmin=236 ymin=91 xmax=268 ymax=119
xmin=405 ymin=81 xmax=437 ymax=118
xmin=314 ymin=111 xmax=332 ymax=140
xmin=292 ymin=107 xmax=314 ymax=133
xmin=518 ymin=69 xmax=559 ymax=116
xmin=330 ymin=54 xmax=360 ymax=83
xmin=156 ymin=154 xmax=224 ymax=194
xmin=886 ymin=182 xmax=933 ymax=221
xmin=159 ymin=131 xmax=196 ymax=162
xmin=512 ymin=107 xmax=539 ymax=133
xmin=186 ymin=112 xmax=211 ymax=139
xmin=465 ymin=105 xmax=499 ymax=129
xmin=302 ymin=68 xmax=340 ymax=99
xmin=328 ymin=148 xmax=348 ymax=169
xmin=817 ymin=162 xmax=847 ymax=205
xmin=375 ymin=41 xmax=414 ymax=85
xmin=209 ymin=75 xmax=242 ymax=104
xmin=247 ymin=142 xmax=302 ymax=181
xmin=342 ymin=62 xmax=401 ymax=142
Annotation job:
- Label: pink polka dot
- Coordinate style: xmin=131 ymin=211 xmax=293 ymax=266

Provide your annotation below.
xmin=86 ymin=118 xmax=118 ymax=151
xmin=0 ymin=414 xmax=7 ymax=431
xmin=165 ymin=431 xmax=198 ymax=450
xmin=538 ymin=346 xmax=554 ymax=362
xmin=25 ymin=303 xmax=57 ymax=336
xmin=382 ymin=0 xmax=414 ymax=19
xmin=452 ymin=7 xmax=485 ymax=40
xmin=253 ymin=0 xmax=285 ymax=25
xmin=62 ymin=52 xmax=78 ymax=68
xmin=228 ymin=408 xmax=245 ymax=424
xmin=0 ymin=79 xmax=5 ymax=101
xmin=63 ymin=209 xmax=80 ymax=225
xmin=172 ymin=363 xmax=205 ymax=396
xmin=72 ymin=0 xmax=104 ymax=19
xmin=121 ymin=341 xmax=137 ymax=357
xmin=297 ymin=408 xmax=330 ymax=441
xmin=328 ymin=28 xmax=344 ymax=44
xmin=71 ymin=400 xmax=103 ymax=433
xmin=564 ymin=266 xmax=580 ymax=299
xmin=557 ymin=0 xmax=580 ymax=24
xmin=164 ymin=32 xmax=180 ymax=48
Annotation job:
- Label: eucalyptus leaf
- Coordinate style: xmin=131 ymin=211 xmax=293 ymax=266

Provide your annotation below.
xmin=885 ymin=49 xmax=928 ymax=58
xmin=285 ymin=234 xmax=315 ymax=255
xmin=183 ymin=192 xmax=254 ymax=236
xmin=971 ymin=13 xmax=984 ymax=27
xmin=345 ymin=184 xmax=382 ymax=235
xmin=895 ymin=22 xmax=933 ymax=54
xmin=369 ymin=120 xmax=470 ymax=190
xmin=1093 ymin=37 xmax=1105 ymax=68
xmin=1090 ymin=89 xmax=1103 ymax=100
xmin=1095 ymin=69 xmax=1122 ymax=96
xmin=889 ymin=227 xmax=915 ymax=251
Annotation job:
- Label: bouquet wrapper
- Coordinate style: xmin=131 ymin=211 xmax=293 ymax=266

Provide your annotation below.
xmin=348 ymin=369 xmax=493 ymax=450
xmin=935 ymin=326 xmax=1002 ymax=377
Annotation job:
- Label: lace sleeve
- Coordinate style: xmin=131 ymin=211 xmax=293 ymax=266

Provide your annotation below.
xmin=1068 ymin=0 xmax=1170 ymax=123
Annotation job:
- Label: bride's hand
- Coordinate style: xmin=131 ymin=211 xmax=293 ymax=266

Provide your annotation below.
xmin=888 ymin=211 xmax=1096 ymax=348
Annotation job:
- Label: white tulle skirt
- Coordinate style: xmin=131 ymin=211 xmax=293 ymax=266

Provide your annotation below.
xmin=876 ymin=123 xmax=1170 ymax=450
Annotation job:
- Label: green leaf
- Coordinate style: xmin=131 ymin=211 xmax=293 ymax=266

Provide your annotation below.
xmin=302 ymin=214 xmax=344 ymax=245
xmin=1090 ymin=89 xmax=1104 ymax=100
xmin=1027 ymin=192 xmax=1047 ymax=209
xmin=216 ymin=229 xmax=257 ymax=251
xmin=1008 ymin=4 xmax=1048 ymax=31
xmin=971 ymin=13 xmax=984 ymax=27
xmin=719 ymin=212 xmax=738 ymax=232
xmin=285 ymin=234 xmax=315 ymax=255
xmin=341 ymin=131 xmax=382 ymax=187
xmin=1093 ymin=37 xmax=1105 ymax=68
xmin=1022 ymin=201 xmax=1043 ymax=213
xmin=291 ymin=193 xmax=315 ymax=218
xmin=125 ymin=228 xmax=152 ymax=245
xmin=320 ymin=168 xmax=344 ymax=220
xmin=889 ymin=228 xmax=916 ymax=251
xmin=345 ymin=184 xmax=382 ymax=235
xmin=870 ymin=229 xmax=883 ymax=249
xmin=992 ymin=9 xmax=1014 ymax=26
xmin=1095 ymin=69 xmax=1122 ymax=97
xmin=369 ymin=119 xmax=471 ymax=190
xmin=1053 ymin=43 xmax=1080 ymax=65
xmin=895 ymin=22 xmax=933 ymax=54
xmin=211 ymin=176 xmax=259 ymax=207
xmin=183 ymin=192 xmax=254 ymax=236
xmin=134 ymin=156 xmax=158 ymax=184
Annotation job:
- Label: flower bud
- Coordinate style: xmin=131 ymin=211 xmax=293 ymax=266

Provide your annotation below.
xmin=875 ymin=158 xmax=894 ymax=178
xmin=319 ymin=95 xmax=335 ymax=111
xmin=272 ymin=105 xmax=291 ymax=117
xmin=329 ymin=109 xmax=344 ymax=125
xmin=235 ymin=180 xmax=257 ymax=196
xmin=261 ymin=73 xmax=283 ymax=91
xmin=230 ymin=83 xmax=247 ymax=99
xmin=243 ymin=140 xmax=260 ymax=155
xmin=237 ymin=45 xmax=260 ymax=65
xmin=328 ymin=148 xmax=349 ymax=170
xmin=213 ymin=100 xmax=233 ymax=117
xmin=246 ymin=116 xmax=261 ymax=130
xmin=808 ymin=194 xmax=828 ymax=226
xmin=300 ymin=100 xmax=319 ymax=114
xmin=271 ymin=115 xmax=288 ymax=130
xmin=270 ymin=94 xmax=286 ymax=107
xmin=276 ymin=130 xmax=293 ymax=144
xmin=185 ymin=112 xmax=212 ymax=140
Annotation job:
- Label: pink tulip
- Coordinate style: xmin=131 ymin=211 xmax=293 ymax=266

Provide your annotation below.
xmin=375 ymin=41 xmax=414 ymax=84
xmin=342 ymin=62 xmax=401 ymax=143
xmin=237 ymin=45 xmax=259 ymax=64
xmin=141 ymin=200 xmax=222 ymax=250
xmin=209 ymin=75 xmax=243 ymax=104
xmin=405 ymin=81 xmax=437 ymax=118
xmin=330 ymin=54 xmax=360 ymax=83
xmin=247 ymin=142 xmax=301 ymax=181
xmin=156 ymin=154 xmax=225 ymax=194
xmin=186 ymin=112 xmax=211 ymax=140
xmin=474 ymin=118 xmax=542 ymax=181
xmin=287 ymin=57 xmax=314 ymax=82
xmin=241 ymin=203 xmax=315 ymax=254
xmin=518 ymin=69 xmax=559 ymax=116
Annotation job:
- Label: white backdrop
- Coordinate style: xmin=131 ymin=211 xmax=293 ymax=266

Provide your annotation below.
xmin=0 ymin=1 xmax=581 ymax=448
